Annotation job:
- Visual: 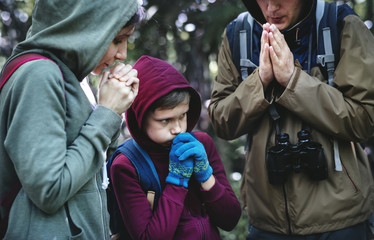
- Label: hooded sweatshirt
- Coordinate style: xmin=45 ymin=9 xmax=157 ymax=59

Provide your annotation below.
xmin=110 ymin=56 xmax=241 ymax=239
xmin=209 ymin=0 xmax=374 ymax=235
xmin=0 ymin=0 xmax=138 ymax=239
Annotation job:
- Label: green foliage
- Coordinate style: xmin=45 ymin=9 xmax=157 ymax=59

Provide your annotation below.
xmin=0 ymin=0 xmax=35 ymax=66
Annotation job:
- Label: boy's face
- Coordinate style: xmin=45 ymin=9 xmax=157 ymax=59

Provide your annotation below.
xmin=143 ymin=100 xmax=189 ymax=147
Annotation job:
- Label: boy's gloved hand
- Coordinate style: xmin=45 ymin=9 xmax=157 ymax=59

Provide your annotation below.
xmin=166 ymin=140 xmax=193 ymax=188
xmin=174 ymin=133 xmax=213 ymax=183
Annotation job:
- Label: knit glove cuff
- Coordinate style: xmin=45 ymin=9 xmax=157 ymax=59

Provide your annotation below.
xmin=166 ymin=172 xmax=190 ymax=188
xmin=194 ymin=160 xmax=213 ymax=183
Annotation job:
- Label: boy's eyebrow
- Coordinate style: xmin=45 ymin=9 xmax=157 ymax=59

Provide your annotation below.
xmin=154 ymin=111 xmax=187 ymax=120
xmin=152 ymin=115 xmax=170 ymax=121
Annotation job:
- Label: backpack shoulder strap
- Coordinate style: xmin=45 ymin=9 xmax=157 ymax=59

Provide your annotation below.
xmin=106 ymin=139 xmax=162 ymax=236
xmin=131 ymin=140 xmax=162 ymax=200
xmin=107 ymin=139 xmax=162 ymax=209
xmin=316 ymin=0 xmax=338 ymax=86
xmin=0 ymin=53 xmax=52 ymax=90
xmin=316 ymin=0 xmax=358 ymax=172
xmin=231 ymin=11 xmax=257 ymax=81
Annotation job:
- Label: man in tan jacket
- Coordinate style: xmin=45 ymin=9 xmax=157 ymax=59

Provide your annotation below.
xmin=209 ymin=0 xmax=374 ymax=239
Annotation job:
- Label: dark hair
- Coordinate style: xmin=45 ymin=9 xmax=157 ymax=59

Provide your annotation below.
xmin=149 ymin=89 xmax=191 ymax=112
xmin=125 ymin=6 xmax=146 ymax=27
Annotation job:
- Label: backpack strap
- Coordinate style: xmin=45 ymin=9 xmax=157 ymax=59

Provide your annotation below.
xmin=316 ymin=0 xmax=339 ymax=87
xmin=315 ymin=0 xmax=344 ymax=172
xmin=106 ymin=139 xmax=162 ymax=236
xmin=131 ymin=140 xmax=162 ymax=199
xmin=233 ymin=12 xmax=257 ymax=81
xmin=0 ymin=53 xmax=52 ymax=90
xmin=107 ymin=139 xmax=162 ymax=207
xmin=0 ymin=53 xmax=54 ymax=238
xmin=229 ymin=12 xmax=258 ymax=151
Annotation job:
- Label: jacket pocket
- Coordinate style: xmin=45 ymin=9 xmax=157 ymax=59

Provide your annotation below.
xmin=65 ymin=204 xmax=84 ymax=239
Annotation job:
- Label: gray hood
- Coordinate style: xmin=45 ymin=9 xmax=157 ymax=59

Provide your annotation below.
xmin=12 ymin=0 xmax=139 ymax=80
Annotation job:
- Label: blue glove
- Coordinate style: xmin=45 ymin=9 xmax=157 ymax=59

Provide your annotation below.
xmin=173 ymin=133 xmax=213 ymax=183
xmin=166 ymin=140 xmax=193 ymax=188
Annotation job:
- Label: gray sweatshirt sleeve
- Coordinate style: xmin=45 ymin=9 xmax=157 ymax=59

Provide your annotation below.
xmin=4 ymin=60 xmax=122 ymax=213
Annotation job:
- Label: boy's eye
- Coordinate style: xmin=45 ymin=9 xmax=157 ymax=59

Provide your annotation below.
xmin=180 ymin=113 xmax=187 ymax=119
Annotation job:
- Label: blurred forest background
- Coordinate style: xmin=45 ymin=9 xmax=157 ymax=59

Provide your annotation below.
xmin=1 ymin=0 xmax=373 ymax=239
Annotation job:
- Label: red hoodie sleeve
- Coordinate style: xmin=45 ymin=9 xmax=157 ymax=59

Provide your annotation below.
xmin=194 ymin=131 xmax=242 ymax=231
xmin=110 ymin=153 xmax=188 ymax=240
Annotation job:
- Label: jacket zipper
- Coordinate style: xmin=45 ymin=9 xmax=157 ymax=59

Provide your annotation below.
xmin=95 ymin=173 xmax=106 ymax=240
xmin=341 ymin=160 xmax=359 ymax=192
xmin=282 ymin=185 xmax=292 ymax=234
xmin=281 ymin=160 xmax=358 ymax=236
xmin=198 ymin=219 xmax=205 ymax=240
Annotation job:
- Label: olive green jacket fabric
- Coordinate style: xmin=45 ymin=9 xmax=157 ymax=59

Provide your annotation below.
xmin=0 ymin=0 xmax=138 ymax=239
xmin=209 ymin=3 xmax=374 ymax=236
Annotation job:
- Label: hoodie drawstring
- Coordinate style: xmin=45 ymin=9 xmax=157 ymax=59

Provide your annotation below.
xmin=102 ymin=152 xmax=110 ymax=189
xmin=81 ymin=78 xmax=110 ymax=189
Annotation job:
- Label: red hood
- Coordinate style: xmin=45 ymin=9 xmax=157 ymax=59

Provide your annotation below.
xmin=125 ymin=56 xmax=201 ymax=152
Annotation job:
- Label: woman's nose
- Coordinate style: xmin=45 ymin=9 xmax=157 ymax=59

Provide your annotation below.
xmin=116 ymin=42 xmax=128 ymax=61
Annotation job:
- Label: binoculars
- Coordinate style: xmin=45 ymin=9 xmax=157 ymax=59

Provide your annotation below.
xmin=266 ymin=130 xmax=328 ymax=185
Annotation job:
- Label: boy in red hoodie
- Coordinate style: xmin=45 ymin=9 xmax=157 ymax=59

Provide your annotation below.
xmin=109 ymin=56 xmax=241 ymax=239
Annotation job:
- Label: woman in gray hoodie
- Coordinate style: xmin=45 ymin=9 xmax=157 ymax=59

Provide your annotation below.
xmin=0 ymin=0 xmax=143 ymax=239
